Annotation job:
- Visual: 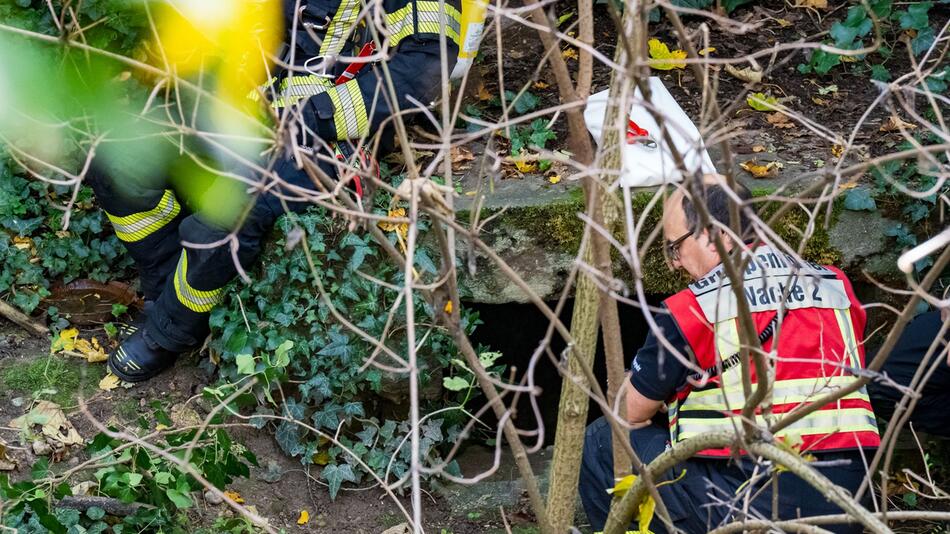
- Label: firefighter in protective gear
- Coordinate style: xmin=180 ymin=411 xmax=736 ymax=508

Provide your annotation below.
xmin=91 ymin=0 xmax=461 ymax=382
xmin=578 ymin=181 xmax=880 ymax=534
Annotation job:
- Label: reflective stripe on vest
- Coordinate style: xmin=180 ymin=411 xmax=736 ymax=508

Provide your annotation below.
xmin=173 ymin=251 xmax=225 ymax=313
xmin=676 ymin=406 xmax=879 ymax=442
xmin=106 ymin=190 xmax=180 ymax=242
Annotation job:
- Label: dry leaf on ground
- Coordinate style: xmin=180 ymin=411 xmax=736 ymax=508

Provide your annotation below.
xmin=533 ymin=81 xmax=550 ymax=90
xmin=223 ymin=490 xmax=245 ymax=504
xmin=747 ymin=92 xmax=779 ymax=112
xmin=297 ymin=510 xmax=310 ymax=525
xmin=51 ymin=328 xmax=79 ymax=353
xmin=648 ymin=38 xmax=686 ymax=70
xmin=476 ymin=84 xmax=492 ymax=101
xmin=562 ymin=48 xmax=578 ymax=60
xmin=0 ymin=439 xmax=16 ymax=471
xmin=9 ymin=400 xmax=83 ymax=448
xmin=450 ymin=146 xmax=475 ymax=170
xmin=766 ymin=112 xmax=795 ymax=129
xmin=794 ymin=0 xmax=828 ymax=9
xmin=99 ymin=373 xmax=121 ymax=391
xmin=880 ymin=116 xmax=917 ymax=132
xmin=740 ymin=160 xmax=781 ymax=178
xmin=752 ymin=145 xmax=767 ymax=153
xmin=514 ymin=158 xmax=537 ymax=173
xmin=548 ymin=174 xmax=562 ymax=184
xmin=71 ymin=337 xmax=108 ymax=363
xmin=832 ymin=144 xmax=845 ymax=158
xmin=724 ymin=64 xmax=762 ymax=84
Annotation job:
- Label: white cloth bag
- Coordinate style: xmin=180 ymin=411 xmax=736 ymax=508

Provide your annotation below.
xmin=584 ymin=77 xmax=717 ymax=187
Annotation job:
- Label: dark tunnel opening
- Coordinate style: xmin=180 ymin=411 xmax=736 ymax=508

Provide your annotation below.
xmin=464 ymin=294 xmax=669 ymax=447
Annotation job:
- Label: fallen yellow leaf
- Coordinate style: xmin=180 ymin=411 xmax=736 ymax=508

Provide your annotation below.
xmin=698 ymin=47 xmax=716 ymax=56
xmin=794 ymin=0 xmax=828 ymax=9
xmin=812 ymin=96 xmax=830 ymax=106
xmin=562 ymin=48 xmax=578 ymax=60
xmin=740 ymin=160 xmax=780 ymax=178
xmin=752 ymin=145 xmax=767 ymax=153
xmin=514 ymin=158 xmax=538 ymax=173
xmin=775 ymin=18 xmax=792 ymax=27
xmin=548 ymin=174 xmax=562 ymax=184
xmin=476 ymin=83 xmax=492 ymax=102
xmin=52 ymin=328 xmax=79 ymax=353
xmin=533 ymin=81 xmax=550 ymax=90
xmin=747 ymin=92 xmax=779 ymax=112
xmin=73 ymin=338 xmax=108 ymax=363
xmin=831 ymin=144 xmax=845 ymax=158
xmin=312 ymin=450 xmax=332 ymax=465
xmin=880 ymin=116 xmax=917 ymax=132
xmin=724 ymin=64 xmax=762 ymax=84
xmin=155 ymin=423 xmax=169 ymax=431
xmin=224 ymin=490 xmax=244 ymax=504
xmin=648 ymin=38 xmax=687 ymax=70
xmin=378 ymin=208 xmax=409 ymax=242
xmin=443 ymin=300 xmax=453 ymax=314
xmin=99 ymin=373 xmax=121 ymax=391
xmin=297 ymin=510 xmax=310 ymax=525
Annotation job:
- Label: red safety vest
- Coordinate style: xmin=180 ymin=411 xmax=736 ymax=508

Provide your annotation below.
xmin=663 ymin=245 xmax=880 ymax=458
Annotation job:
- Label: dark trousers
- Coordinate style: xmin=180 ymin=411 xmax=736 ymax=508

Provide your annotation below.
xmin=579 ymin=417 xmax=869 ymax=534
xmin=88 ymin=154 xmax=332 ymax=352
xmin=868 ymin=311 xmax=950 ymax=437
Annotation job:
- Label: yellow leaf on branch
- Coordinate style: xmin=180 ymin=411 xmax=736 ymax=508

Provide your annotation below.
xmin=607 ymin=474 xmax=656 ymax=533
xmin=648 ymin=38 xmax=687 ymax=70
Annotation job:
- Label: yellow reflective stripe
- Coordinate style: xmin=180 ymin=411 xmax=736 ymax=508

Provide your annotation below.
xmin=677 ymin=407 xmax=878 ymax=441
xmin=417 ymin=1 xmax=462 ymax=42
xmin=320 ymin=0 xmax=361 ymax=56
xmin=272 ymin=75 xmax=335 ymax=109
xmin=687 ymin=375 xmax=861 ymax=401
xmin=682 ymin=388 xmax=870 ymax=412
xmin=834 ymin=307 xmax=862 ymax=370
xmin=173 ymin=251 xmax=225 ymax=313
xmin=385 ymin=4 xmax=415 ymax=46
xmin=106 ymin=190 xmax=180 ymax=242
xmin=326 ymin=79 xmax=368 ymax=139
xmin=386 ymin=1 xmax=462 ymax=48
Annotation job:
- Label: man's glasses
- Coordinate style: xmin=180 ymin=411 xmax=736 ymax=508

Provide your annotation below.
xmin=665 ymin=230 xmax=692 ymax=263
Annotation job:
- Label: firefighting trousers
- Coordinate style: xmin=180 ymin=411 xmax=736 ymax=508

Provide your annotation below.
xmin=87 ymin=156 xmax=333 ymax=352
xmin=579 ymin=417 xmax=869 ymax=534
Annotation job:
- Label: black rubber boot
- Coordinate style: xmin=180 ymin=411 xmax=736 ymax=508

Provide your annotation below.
xmin=108 ymin=326 xmax=179 ymax=383
xmin=116 ymin=300 xmax=154 ymax=341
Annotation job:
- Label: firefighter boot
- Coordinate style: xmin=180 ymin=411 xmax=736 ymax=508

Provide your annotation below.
xmin=108 ymin=326 xmax=179 ymax=383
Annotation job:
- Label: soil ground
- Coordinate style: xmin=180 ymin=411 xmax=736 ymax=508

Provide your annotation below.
xmin=0 ymin=320 xmax=546 ymax=534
